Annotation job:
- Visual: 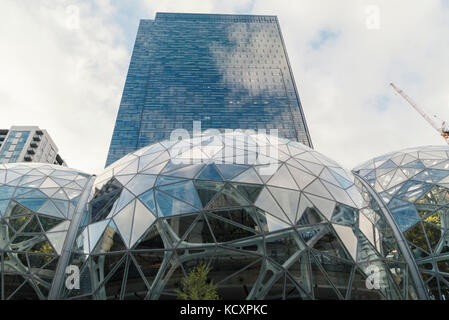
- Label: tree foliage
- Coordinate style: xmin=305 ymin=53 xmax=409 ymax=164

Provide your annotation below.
xmin=175 ymin=263 xmax=220 ymax=300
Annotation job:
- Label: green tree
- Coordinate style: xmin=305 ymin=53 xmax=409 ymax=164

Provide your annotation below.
xmin=175 ymin=263 xmax=220 ymax=300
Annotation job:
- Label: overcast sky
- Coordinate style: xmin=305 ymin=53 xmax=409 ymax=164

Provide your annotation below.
xmin=1 ymin=0 xmax=449 ymax=174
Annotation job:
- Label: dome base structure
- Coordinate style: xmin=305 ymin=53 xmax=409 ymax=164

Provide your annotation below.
xmin=0 ymin=133 xmax=429 ymax=300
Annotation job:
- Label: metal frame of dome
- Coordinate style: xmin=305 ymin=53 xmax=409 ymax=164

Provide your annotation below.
xmin=354 ymin=145 xmax=449 ymax=300
xmin=49 ymin=131 xmax=422 ymax=300
xmin=0 ymin=133 xmax=431 ymax=300
xmin=0 ymin=163 xmax=93 ymax=300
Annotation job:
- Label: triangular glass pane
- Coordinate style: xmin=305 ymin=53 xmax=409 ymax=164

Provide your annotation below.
xmin=268 ymin=186 xmax=299 ymax=223
xmin=15 ymin=189 xmax=47 ymax=199
xmin=422 ymin=220 xmax=442 ymax=252
xmin=254 ymin=187 xmax=287 ymax=221
xmin=22 ymin=215 xmax=43 ymax=233
xmin=46 ymin=231 xmax=67 ymax=255
xmin=311 ymin=251 xmax=352 ymax=298
xmin=138 ymin=189 xmax=157 ymax=215
xmin=390 ymin=205 xmax=420 ymax=232
xmin=137 ymin=152 xmax=161 ymax=172
xmin=47 ymin=219 xmax=70 ymax=233
xmin=321 ymin=180 xmax=355 ymax=207
xmin=303 ymin=179 xmax=333 ymax=200
xmin=185 ymin=215 xmax=216 ymax=243
xmin=305 ymin=194 xmax=336 ymax=221
xmin=16 ymin=198 xmax=47 ymax=212
xmin=39 ymin=187 xmax=59 ymax=197
xmin=51 ymin=177 xmax=72 ymax=187
xmin=130 ymin=200 xmax=156 ymax=248
xmin=332 ymin=224 xmax=358 ymax=261
xmin=113 ymin=188 xmax=135 ymax=216
xmin=231 ymin=167 xmax=262 ymax=184
xmin=215 ymin=256 xmax=263 ymax=300
xmin=141 ymin=161 xmax=167 ymax=175
xmin=309 ymin=225 xmax=350 ymax=260
xmin=52 ymin=189 xmax=69 ymax=200
xmin=39 ymin=215 xmax=64 ymax=231
xmin=159 ymin=181 xmax=202 ymax=208
xmin=300 ymin=160 xmax=324 ymax=176
xmin=161 ymin=160 xmax=190 ymax=173
xmin=415 ymin=169 xmax=449 ymax=183
xmin=113 ymin=200 xmax=136 ymax=248
xmin=215 ymin=163 xmax=248 ymax=180
xmin=233 ymin=183 xmax=263 ymax=203
xmin=115 ymin=174 xmax=135 ymax=186
xmin=38 ymin=200 xmax=64 ymax=218
xmin=0 ymin=185 xmax=15 ymax=199
xmin=310 ymin=257 xmax=340 ymax=300
xmin=206 ymin=184 xmax=250 ymax=209
xmin=210 ymin=207 xmax=261 ymax=233
xmin=21 ymin=177 xmax=46 ymax=188
xmin=404 ymin=222 xmax=430 ymax=253
xmin=163 ymin=214 xmax=198 ymax=241
xmin=155 ymin=176 xmax=187 ymax=186
xmin=266 ymin=165 xmax=298 ymax=190
xmin=101 ymin=256 xmax=128 ymax=299
xmin=296 ymin=194 xmax=324 ymax=226
xmin=132 ymin=251 xmax=164 ymax=289
xmin=116 ymin=159 xmax=138 ymax=175
xmin=257 ymin=209 xmax=291 ymax=233
xmin=52 ymin=199 xmax=69 ymax=218
xmin=122 ymin=258 xmax=150 ymax=299
xmin=330 ymin=170 xmax=353 ymax=189
xmin=331 ymin=204 xmax=357 ymax=226
xmin=29 ymin=238 xmax=56 ymax=256
xmin=319 ymin=168 xmax=341 ymax=186
xmin=134 ymin=224 xmax=164 ymax=250
xmin=193 ymin=180 xmax=224 ymax=207
xmin=295 ymin=152 xmax=322 ymax=164
xmin=87 ymin=220 xmax=110 ymax=253
xmin=196 ymin=163 xmax=224 ymax=181
xmin=126 ymin=174 xmax=157 ymax=196
xmin=164 ymin=163 xmax=204 ymax=179
xmin=155 ymin=191 xmax=198 ymax=217
xmin=265 ymin=229 xmax=301 ymax=265
xmin=356 ymin=232 xmax=384 ymax=263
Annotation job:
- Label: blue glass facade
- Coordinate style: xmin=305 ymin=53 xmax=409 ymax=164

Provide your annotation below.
xmin=106 ymin=13 xmax=313 ymax=166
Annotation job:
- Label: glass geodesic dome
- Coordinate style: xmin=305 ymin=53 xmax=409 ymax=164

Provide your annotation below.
xmin=0 ymin=163 xmax=92 ymax=300
xmin=354 ymin=145 xmax=449 ymax=300
xmin=58 ymin=131 xmax=421 ymax=300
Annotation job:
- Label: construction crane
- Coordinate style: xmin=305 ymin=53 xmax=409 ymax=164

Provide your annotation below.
xmin=390 ymin=82 xmax=449 ymax=145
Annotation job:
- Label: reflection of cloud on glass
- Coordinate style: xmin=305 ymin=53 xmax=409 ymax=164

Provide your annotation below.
xmin=210 ymin=22 xmax=287 ymax=96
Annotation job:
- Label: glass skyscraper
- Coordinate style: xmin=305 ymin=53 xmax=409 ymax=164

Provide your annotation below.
xmin=106 ymin=12 xmax=313 ymax=166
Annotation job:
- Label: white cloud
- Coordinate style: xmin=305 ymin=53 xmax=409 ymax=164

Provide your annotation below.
xmin=248 ymin=0 xmax=449 ymax=168
xmin=1 ymin=0 xmax=448 ymax=174
xmin=0 ymin=0 xmax=128 ymax=174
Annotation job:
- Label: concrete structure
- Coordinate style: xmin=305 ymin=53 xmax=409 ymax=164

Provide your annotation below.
xmin=0 ymin=126 xmax=66 ymax=166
